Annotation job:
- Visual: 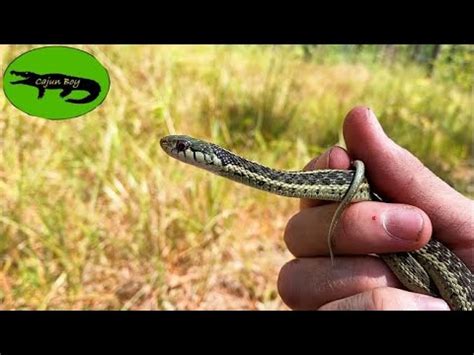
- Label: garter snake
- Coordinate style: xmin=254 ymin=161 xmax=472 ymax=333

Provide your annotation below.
xmin=160 ymin=134 xmax=473 ymax=310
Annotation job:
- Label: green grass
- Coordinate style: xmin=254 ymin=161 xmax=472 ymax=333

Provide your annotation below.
xmin=0 ymin=45 xmax=472 ymax=309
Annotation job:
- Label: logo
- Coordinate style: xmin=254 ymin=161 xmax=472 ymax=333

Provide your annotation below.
xmin=3 ymin=46 xmax=110 ymax=120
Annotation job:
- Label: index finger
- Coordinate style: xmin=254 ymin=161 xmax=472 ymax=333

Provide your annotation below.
xmin=300 ymin=145 xmax=352 ymax=210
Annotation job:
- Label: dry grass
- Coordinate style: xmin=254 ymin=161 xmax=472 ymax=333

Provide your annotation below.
xmin=0 ymin=45 xmax=472 ymax=309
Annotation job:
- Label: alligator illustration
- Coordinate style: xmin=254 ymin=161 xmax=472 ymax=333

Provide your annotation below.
xmin=10 ymin=70 xmax=101 ymax=104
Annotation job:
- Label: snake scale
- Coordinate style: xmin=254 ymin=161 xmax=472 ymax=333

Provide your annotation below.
xmin=160 ymin=135 xmax=473 ymax=310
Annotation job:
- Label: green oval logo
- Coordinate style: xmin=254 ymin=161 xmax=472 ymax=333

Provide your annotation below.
xmin=3 ymin=46 xmax=110 ymax=120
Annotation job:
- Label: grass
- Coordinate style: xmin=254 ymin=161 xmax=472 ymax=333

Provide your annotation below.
xmin=0 ymin=45 xmax=472 ymax=309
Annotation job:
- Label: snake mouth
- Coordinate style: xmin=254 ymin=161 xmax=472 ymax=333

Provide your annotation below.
xmin=160 ymin=135 xmax=192 ymax=157
xmin=159 ymin=137 xmax=171 ymax=150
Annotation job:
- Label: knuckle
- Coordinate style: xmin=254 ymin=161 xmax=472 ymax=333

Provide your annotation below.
xmin=339 ymin=204 xmax=361 ymax=237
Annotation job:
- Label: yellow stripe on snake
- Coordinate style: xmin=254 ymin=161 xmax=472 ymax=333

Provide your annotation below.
xmin=160 ymin=135 xmax=473 ymax=310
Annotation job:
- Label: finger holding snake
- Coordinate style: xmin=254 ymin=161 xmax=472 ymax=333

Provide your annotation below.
xmin=279 ymin=107 xmax=473 ymax=310
xmin=280 ymin=145 xmax=444 ymax=310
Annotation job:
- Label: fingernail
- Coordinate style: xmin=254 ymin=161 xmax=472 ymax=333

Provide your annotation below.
xmin=415 ymin=295 xmax=450 ymax=310
xmin=382 ymin=207 xmax=424 ymax=241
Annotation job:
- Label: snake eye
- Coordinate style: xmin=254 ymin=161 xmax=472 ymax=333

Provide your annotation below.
xmin=175 ymin=140 xmax=189 ymax=152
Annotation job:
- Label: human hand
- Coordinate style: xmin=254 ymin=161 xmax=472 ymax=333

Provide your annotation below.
xmin=278 ymin=106 xmax=473 ymax=310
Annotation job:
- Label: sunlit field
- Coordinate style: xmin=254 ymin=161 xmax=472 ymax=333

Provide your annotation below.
xmin=0 ymin=45 xmax=472 ymax=309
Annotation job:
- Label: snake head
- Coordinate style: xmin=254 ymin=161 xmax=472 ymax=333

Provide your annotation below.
xmin=160 ymin=135 xmax=222 ymax=168
xmin=160 ymin=135 xmax=191 ymax=154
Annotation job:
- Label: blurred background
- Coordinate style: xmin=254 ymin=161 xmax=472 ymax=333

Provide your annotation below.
xmin=0 ymin=45 xmax=472 ymax=309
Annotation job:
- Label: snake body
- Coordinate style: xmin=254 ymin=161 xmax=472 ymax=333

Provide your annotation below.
xmin=160 ymin=135 xmax=473 ymax=310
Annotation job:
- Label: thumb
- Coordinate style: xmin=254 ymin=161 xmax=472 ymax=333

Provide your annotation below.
xmin=343 ymin=106 xmax=473 ymax=253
